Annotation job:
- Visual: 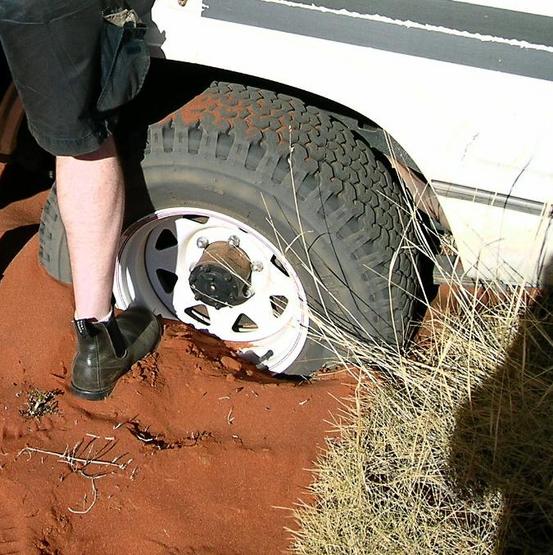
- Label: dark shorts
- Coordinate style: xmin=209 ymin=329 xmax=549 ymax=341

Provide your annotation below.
xmin=0 ymin=0 xmax=150 ymax=156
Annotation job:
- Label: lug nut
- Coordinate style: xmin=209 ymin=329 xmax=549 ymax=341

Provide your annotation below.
xmin=196 ymin=236 xmax=209 ymax=249
xmin=228 ymin=235 xmax=240 ymax=247
xmin=251 ymin=260 xmax=264 ymax=272
xmin=244 ymin=287 xmax=254 ymax=298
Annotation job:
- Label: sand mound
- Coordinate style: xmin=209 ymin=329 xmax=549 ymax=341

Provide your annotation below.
xmin=0 ymin=172 xmax=351 ymax=554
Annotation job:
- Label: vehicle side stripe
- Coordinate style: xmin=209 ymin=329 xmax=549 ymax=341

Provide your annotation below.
xmin=288 ymin=0 xmax=553 ymax=48
xmin=203 ymin=0 xmax=553 ymax=82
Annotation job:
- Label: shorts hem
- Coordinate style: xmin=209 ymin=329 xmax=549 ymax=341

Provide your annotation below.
xmin=28 ymin=123 xmax=109 ymax=157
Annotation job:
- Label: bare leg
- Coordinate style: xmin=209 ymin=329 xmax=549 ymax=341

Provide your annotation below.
xmin=56 ymin=135 xmax=161 ymax=400
xmin=56 ymin=136 xmax=124 ymax=320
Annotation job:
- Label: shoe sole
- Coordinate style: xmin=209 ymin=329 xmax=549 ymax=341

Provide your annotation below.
xmin=70 ymin=382 xmax=116 ymax=401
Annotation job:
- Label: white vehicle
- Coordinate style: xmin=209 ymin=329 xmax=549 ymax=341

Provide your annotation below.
xmin=4 ymin=0 xmax=553 ymax=375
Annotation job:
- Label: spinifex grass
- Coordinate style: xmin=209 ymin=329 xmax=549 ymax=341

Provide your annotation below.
xmin=270 ymin=137 xmax=553 ymax=553
xmin=290 ymin=272 xmax=553 ymax=554
xmin=19 ymin=387 xmax=62 ymax=420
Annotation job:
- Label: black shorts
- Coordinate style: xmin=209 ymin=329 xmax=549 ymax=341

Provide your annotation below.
xmin=0 ymin=0 xmax=150 ymax=156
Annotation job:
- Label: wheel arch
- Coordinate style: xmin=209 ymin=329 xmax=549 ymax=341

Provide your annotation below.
xmin=148 ymin=58 xmax=450 ymax=230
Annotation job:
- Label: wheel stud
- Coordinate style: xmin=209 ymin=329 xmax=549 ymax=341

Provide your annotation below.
xmin=244 ymin=287 xmax=254 ymax=298
xmin=196 ymin=236 xmax=209 ymax=249
xmin=228 ymin=235 xmax=240 ymax=247
xmin=251 ymin=260 xmax=264 ymax=272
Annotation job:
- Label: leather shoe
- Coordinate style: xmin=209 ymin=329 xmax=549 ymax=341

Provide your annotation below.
xmin=70 ymin=306 xmax=161 ymax=400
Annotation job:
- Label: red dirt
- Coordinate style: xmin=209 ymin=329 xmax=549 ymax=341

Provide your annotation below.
xmin=0 ymin=170 xmax=353 ymax=554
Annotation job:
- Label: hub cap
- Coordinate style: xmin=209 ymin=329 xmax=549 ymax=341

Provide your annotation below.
xmin=189 ymin=241 xmax=253 ymax=309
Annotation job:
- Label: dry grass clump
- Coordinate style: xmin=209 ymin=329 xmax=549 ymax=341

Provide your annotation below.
xmin=19 ymin=387 xmax=62 ymax=420
xmin=291 ymin=279 xmax=553 ymax=554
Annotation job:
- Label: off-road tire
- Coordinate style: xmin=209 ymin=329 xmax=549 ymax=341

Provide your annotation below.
xmin=39 ymin=192 xmax=71 ymax=284
xmin=39 ymin=82 xmax=421 ymax=375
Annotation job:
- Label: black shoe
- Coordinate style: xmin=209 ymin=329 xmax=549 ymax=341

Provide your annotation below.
xmin=70 ymin=306 xmax=161 ymax=401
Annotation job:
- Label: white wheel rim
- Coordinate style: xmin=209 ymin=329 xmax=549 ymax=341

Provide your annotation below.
xmin=114 ymin=207 xmax=309 ymax=374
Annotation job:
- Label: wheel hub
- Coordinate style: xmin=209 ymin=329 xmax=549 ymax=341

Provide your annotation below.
xmin=189 ymin=240 xmax=252 ymax=309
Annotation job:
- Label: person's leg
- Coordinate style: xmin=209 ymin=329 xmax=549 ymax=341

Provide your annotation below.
xmin=56 ymin=135 xmax=123 ymax=321
xmin=59 ymin=135 xmax=161 ymax=401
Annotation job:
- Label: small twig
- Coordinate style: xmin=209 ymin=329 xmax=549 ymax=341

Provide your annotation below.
xmin=90 ymin=439 xmax=119 ymax=462
xmin=80 ymin=468 xmax=111 ymax=480
xmin=67 ymin=475 xmax=98 ymax=515
xmin=135 ymin=434 xmax=154 ymax=443
xmin=18 ymin=446 xmax=129 ymax=470
xmin=113 ymin=413 xmax=139 ymax=430
xmin=227 ymin=408 xmax=235 ymax=425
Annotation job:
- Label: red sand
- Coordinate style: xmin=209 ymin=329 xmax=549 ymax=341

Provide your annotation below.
xmin=0 ymin=171 xmax=352 ymax=554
